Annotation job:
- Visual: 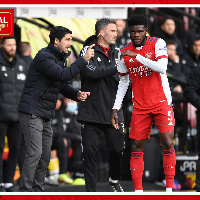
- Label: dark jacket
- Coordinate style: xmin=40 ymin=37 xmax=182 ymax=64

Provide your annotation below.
xmin=0 ymin=50 xmax=28 ymax=122
xmin=184 ymin=65 xmax=200 ymax=110
xmin=77 ymin=35 xmax=123 ymax=124
xmin=180 ymin=48 xmax=200 ymax=80
xmin=154 ymin=27 xmax=184 ymax=56
xmin=18 ymin=43 xmax=88 ymax=120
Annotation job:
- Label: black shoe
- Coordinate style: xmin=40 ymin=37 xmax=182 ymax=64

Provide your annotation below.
xmin=109 ymin=181 xmax=124 ymax=192
xmin=0 ymin=185 xmax=6 ymax=192
xmin=5 ymin=186 xmax=17 ymax=192
xmin=32 ymin=185 xmax=45 ymax=192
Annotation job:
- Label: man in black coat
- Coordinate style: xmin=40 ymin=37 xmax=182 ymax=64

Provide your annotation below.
xmin=183 ymin=64 xmax=200 ymax=192
xmin=77 ymin=18 xmax=124 ymax=192
xmin=0 ymin=37 xmax=28 ymax=192
xmin=18 ymin=26 xmax=94 ymax=192
xmin=181 ymin=36 xmax=200 ymax=80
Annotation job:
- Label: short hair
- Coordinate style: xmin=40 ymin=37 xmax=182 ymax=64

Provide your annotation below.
xmin=161 ymin=17 xmax=175 ymax=26
xmin=95 ymin=18 xmax=116 ymax=36
xmin=49 ymin=26 xmax=72 ymax=44
xmin=18 ymin=42 xmax=31 ymax=55
xmin=127 ymin=14 xmax=148 ymax=28
xmin=194 ymin=36 xmax=200 ymax=43
xmin=166 ymin=39 xmax=176 ymax=46
xmin=1 ymin=37 xmax=16 ymax=45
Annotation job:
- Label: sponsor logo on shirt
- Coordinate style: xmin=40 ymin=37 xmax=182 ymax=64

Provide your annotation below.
xmin=159 ymin=46 xmax=167 ymax=51
xmin=128 ymin=65 xmax=152 ymax=78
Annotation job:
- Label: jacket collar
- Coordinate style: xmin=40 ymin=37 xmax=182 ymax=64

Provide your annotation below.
xmin=47 ymin=43 xmax=71 ymax=60
xmin=84 ymin=35 xmax=116 ymax=55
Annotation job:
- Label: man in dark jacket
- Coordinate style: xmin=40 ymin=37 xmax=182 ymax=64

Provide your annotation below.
xmin=153 ymin=17 xmax=183 ymax=56
xmin=77 ymin=18 xmax=124 ymax=192
xmin=0 ymin=37 xmax=28 ymax=192
xmin=18 ymin=26 xmax=94 ymax=192
xmin=181 ymin=36 xmax=200 ymax=80
xmin=183 ymin=64 xmax=200 ymax=192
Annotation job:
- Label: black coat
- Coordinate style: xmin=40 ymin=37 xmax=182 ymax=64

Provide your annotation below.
xmin=0 ymin=50 xmax=28 ymax=122
xmin=184 ymin=64 xmax=200 ymax=110
xmin=77 ymin=35 xmax=124 ymax=124
xmin=18 ymin=43 xmax=88 ymax=120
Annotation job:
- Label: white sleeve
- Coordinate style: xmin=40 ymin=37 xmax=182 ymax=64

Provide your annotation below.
xmin=118 ymin=51 xmax=128 ymax=75
xmin=113 ymin=74 xmax=130 ymax=110
xmin=135 ymin=39 xmax=168 ymax=74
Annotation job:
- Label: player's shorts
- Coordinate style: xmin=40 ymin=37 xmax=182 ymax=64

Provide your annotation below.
xmin=129 ymin=104 xmax=175 ymax=140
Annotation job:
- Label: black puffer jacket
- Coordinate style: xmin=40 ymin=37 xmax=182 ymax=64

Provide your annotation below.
xmin=0 ymin=50 xmax=28 ymax=122
xmin=18 ymin=43 xmax=88 ymax=120
xmin=77 ymin=35 xmax=123 ymax=124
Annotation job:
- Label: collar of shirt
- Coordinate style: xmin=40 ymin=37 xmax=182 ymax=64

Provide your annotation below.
xmin=97 ymin=41 xmax=110 ymax=58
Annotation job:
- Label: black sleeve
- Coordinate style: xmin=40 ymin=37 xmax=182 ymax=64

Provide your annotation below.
xmin=80 ymin=47 xmax=117 ymax=80
xmin=60 ymin=82 xmax=79 ymax=102
xmin=34 ymin=52 xmax=87 ymax=82
xmin=183 ymin=66 xmax=200 ymax=109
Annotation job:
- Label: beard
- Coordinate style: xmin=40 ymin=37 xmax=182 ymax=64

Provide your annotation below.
xmin=2 ymin=48 xmax=16 ymax=59
xmin=133 ymin=36 xmax=147 ymax=47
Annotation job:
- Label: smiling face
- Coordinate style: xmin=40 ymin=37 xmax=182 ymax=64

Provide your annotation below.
xmin=55 ymin=33 xmax=72 ymax=54
xmin=129 ymin=25 xmax=148 ymax=47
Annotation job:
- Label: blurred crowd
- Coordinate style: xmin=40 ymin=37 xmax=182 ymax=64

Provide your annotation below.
xmin=1 ymin=7 xmax=200 ymax=192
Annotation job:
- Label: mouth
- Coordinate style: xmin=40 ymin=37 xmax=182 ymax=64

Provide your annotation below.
xmin=133 ymin=39 xmax=141 ymax=43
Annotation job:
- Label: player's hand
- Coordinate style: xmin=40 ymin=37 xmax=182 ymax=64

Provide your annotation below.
xmin=111 ymin=109 xmax=119 ymax=129
xmin=77 ymin=91 xmax=90 ymax=101
xmin=83 ymin=44 xmax=95 ymax=61
xmin=120 ymin=50 xmax=137 ymax=59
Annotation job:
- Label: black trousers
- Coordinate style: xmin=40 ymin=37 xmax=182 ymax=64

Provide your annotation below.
xmin=0 ymin=121 xmax=22 ymax=183
xmin=81 ymin=122 xmax=124 ymax=192
xmin=51 ymin=135 xmax=67 ymax=174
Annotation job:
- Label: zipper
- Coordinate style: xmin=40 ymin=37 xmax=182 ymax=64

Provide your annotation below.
xmin=12 ymin=67 xmax=17 ymax=105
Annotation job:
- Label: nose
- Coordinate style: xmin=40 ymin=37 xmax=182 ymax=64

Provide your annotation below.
xmin=69 ymin=40 xmax=72 ymax=46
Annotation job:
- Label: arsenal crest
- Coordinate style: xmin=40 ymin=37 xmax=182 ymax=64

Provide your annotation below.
xmin=145 ymin=52 xmax=152 ymax=59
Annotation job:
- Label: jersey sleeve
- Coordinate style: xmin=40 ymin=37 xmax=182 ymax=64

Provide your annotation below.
xmin=135 ymin=38 xmax=168 ymax=74
xmin=118 ymin=51 xmax=128 ymax=75
xmin=155 ymin=38 xmax=168 ymax=61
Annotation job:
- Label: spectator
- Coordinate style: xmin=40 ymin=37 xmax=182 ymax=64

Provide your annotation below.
xmin=18 ymin=42 xmax=33 ymax=67
xmin=62 ymin=98 xmax=85 ymax=185
xmin=0 ymin=37 xmax=28 ymax=192
xmin=115 ymin=19 xmax=131 ymax=49
xmin=183 ymin=64 xmax=200 ymax=192
xmin=18 ymin=26 xmax=93 ymax=192
xmin=17 ymin=41 xmax=33 ymax=175
xmin=166 ymin=39 xmax=186 ymax=101
xmin=181 ymin=36 xmax=200 ymax=80
xmin=154 ymin=17 xmax=184 ymax=56
xmin=77 ymin=18 xmax=124 ymax=192
xmin=47 ymin=96 xmax=73 ymax=185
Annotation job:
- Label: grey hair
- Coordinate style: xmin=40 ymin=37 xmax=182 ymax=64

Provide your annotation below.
xmin=95 ymin=18 xmax=116 ymax=36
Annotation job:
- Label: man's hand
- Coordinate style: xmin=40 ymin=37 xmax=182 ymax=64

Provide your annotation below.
xmin=169 ymin=54 xmax=179 ymax=63
xmin=77 ymin=91 xmax=90 ymax=101
xmin=83 ymin=44 xmax=95 ymax=62
xmin=111 ymin=109 xmax=119 ymax=129
xmin=120 ymin=50 xmax=137 ymax=60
